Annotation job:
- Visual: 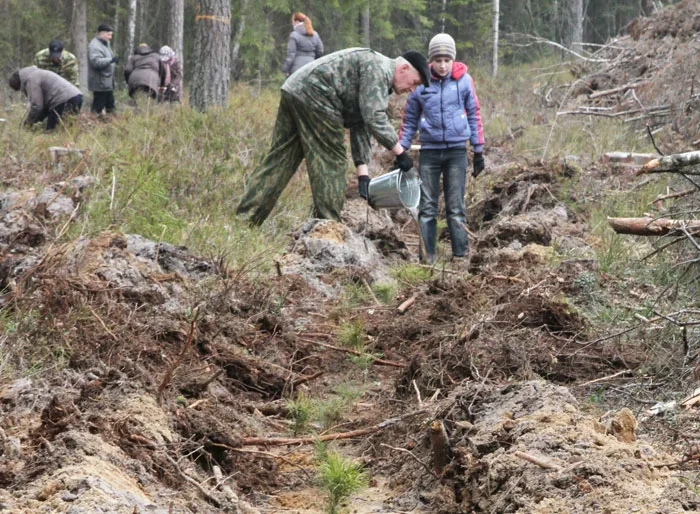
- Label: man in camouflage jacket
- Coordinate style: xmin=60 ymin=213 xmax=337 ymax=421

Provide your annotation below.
xmin=34 ymin=40 xmax=79 ymax=87
xmin=236 ymin=48 xmax=430 ymax=225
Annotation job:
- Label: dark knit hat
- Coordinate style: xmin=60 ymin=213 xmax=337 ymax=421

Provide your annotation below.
xmin=401 ymin=51 xmax=430 ymax=87
xmin=97 ymin=23 xmax=114 ymax=33
xmin=48 ymin=40 xmax=64 ymax=60
xmin=429 ymin=33 xmax=456 ymax=61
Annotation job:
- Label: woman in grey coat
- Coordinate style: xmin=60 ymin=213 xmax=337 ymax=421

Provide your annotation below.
xmin=282 ymin=12 xmax=323 ymax=78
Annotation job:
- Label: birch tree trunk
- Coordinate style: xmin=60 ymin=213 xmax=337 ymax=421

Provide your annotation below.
xmin=190 ymin=0 xmax=231 ymax=111
xmin=168 ymin=0 xmax=184 ymax=75
xmin=441 ymin=0 xmax=447 ymax=33
xmin=360 ymin=3 xmax=370 ymax=48
xmin=230 ymin=0 xmax=248 ymax=80
xmin=112 ymin=0 xmax=121 ymax=62
xmin=492 ymin=0 xmax=499 ymax=77
xmin=127 ymin=0 xmax=137 ymax=56
xmin=71 ymin=0 xmax=88 ymax=92
xmin=566 ymin=0 xmax=583 ymax=53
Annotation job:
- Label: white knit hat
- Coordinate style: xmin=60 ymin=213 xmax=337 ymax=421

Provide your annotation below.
xmin=428 ymin=33 xmax=456 ymax=61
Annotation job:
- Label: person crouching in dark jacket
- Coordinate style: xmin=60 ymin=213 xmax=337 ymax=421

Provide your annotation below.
xmin=124 ymin=43 xmax=165 ymax=99
xmin=8 ymin=66 xmax=82 ymax=131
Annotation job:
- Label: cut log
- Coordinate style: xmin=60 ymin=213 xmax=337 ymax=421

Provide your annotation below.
xmin=608 ymin=217 xmax=700 ymax=236
xmin=48 ymin=147 xmax=87 ymax=164
xmin=430 ymin=419 xmax=452 ymax=475
xmin=397 ymin=293 xmax=418 ymax=314
xmin=602 ymin=152 xmax=656 ymax=166
xmin=588 ymin=81 xmax=649 ymax=99
xmin=637 ymin=151 xmax=700 ymax=175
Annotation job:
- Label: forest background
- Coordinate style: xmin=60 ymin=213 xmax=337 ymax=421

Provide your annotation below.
xmin=0 ymin=0 xmax=679 ymax=94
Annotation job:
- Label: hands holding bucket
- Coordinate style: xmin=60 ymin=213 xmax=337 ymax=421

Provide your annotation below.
xmin=394 ymin=151 xmax=414 ymax=172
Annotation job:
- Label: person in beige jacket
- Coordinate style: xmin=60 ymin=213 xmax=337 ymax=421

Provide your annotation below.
xmin=8 ymin=66 xmax=82 ymax=131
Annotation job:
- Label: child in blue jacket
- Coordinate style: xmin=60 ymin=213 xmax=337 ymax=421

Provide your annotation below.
xmin=399 ymin=33 xmax=485 ymax=265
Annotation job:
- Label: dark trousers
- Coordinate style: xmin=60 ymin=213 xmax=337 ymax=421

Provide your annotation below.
xmin=129 ymin=86 xmax=158 ymax=99
xmin=46 ymin=95 xmax=83 ymax=131
xmin=418 ymin=147 xmax=469 ymax=263
xmin=91 ymin=90 xmax=116 ymax=114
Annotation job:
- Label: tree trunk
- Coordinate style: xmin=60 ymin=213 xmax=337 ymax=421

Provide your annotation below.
xmin=492 ymin=0 xmax=499 ymax=77
xmin=112 ymin=0 xmax=121 ymax=64
xmin=566 ymin=0 xmax=584 ymax=53
xmin=230 ymin=0 xmax=248 ymax=80
xmin=360 ymin=2 xmax=370 ymax=48
xmin=190 ymin=0 xmax=231 ymax=112
xmin=71 ymin=0 xmax=88 ymax=92
xmin=441 ymin=0 xmax=447 ymax=33
xmin=608 ymin=217 xmax=700 ymax=236
xmin=127 ymin=0 xmax=137 ymax=55
xmin=168 ymin=0 xmax=184 ymax=76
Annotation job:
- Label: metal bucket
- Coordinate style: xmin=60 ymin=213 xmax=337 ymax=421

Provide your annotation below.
xmin=367 ymin=168 xmax=420 ymax=210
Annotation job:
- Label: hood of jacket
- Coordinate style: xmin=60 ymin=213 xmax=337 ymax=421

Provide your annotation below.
xmin=430 ymin=61 xmax=468 ymax=81
xmin=134 ymin=45 xmax=156 ymax=56
xmin=294 ymin=23 xmax=312 ymax=37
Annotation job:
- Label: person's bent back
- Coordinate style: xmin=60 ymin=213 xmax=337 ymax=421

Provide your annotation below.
xmin=124 ymin=43 xmax=164 ymax=98
xmin=9 ymin=67 xmax=82 ymax=131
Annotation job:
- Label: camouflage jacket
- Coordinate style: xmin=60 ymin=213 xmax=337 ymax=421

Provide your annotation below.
xmin=282 ymin=48 xmax=398 ymax=165
xmin=34 ymin=48 xmax=80 ymax=87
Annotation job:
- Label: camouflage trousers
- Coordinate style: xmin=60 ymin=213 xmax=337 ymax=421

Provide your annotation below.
xmin=236 ymin=91 xmax=348 ymax=225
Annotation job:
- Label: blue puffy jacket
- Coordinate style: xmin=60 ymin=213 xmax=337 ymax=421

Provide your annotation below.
xmin=399 ymin=62 xmax=484 ymax=152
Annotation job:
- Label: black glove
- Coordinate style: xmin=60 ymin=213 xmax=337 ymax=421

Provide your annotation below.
xmin=472 ymin=152 xmax=485 ymax=177
xmin=111 ymin=56 xmax=120 ymax=64
xmin=394 ymin=151 xmax=414 ymax=172
xmin=358 ymin=175 xmax=370 ymax=200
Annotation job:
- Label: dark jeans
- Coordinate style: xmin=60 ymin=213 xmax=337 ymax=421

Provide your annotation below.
xmin=418 ymin=147 xmax=469 ymax=263
xmin=46 ymin=94 xmax=82 ymax=131
xmin=91 ymin=90 xmax=115 ymax=114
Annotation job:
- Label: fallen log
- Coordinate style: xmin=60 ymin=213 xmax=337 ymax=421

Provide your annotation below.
xmin=637 ymin=151 xmax=700 ymax=175
xmin=588 ymin=81 xmax=649 ymax=100
xmin=239 ymin=408 xmax=426 ymax=446
xmin=602 ymin=152 xmax=656 ymax=166
xmin=48 ymin=146 xmax=87 ymax=164
xmin=608 ymin=217 xmax=700 ymax=236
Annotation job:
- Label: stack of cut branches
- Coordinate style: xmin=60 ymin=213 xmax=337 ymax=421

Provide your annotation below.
xmin=609 ymin=151 xmax=700 ymax=333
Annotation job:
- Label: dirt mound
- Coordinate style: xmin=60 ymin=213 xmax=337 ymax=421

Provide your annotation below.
xmin=277 ymin=217 xmax=397 ymax=297
xmin=376 ymin=380 xmax=696 ymax=513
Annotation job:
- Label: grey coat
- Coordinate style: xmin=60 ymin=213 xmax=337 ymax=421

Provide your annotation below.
xmin=282 ymin=24 xmax=324 ymax=76
xmin=87 ymin=36 xmax=115 ymax=92
xmin=124 ymin=45 xmax=164 ymax=95
xmin=18 ymin=66 xmax=81 ymax=123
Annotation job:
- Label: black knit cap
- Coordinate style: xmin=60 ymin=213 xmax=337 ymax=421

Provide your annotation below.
xmin=401 ymin=50 xmax=430 ymax=87
xmin=48 ymin=40 xmax=64 ymax=60
xmin=97 ymin=23 xmax=114 ymax=33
